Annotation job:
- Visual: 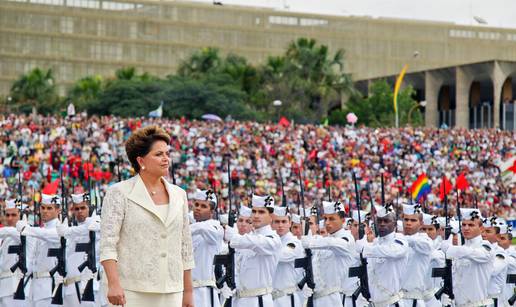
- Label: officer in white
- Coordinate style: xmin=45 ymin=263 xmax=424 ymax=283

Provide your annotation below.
xmin=223 ymin=194 xmax=282 ymax=307
xmin=399 ymin=204 xmax=434 ymax=307
xmin=16 ymin=194 xmax=62 ymax=307
xmin=190 ymin=189 xmax=224 ymax=307
xmin=482 ymin=217 xmax=508 ymax=307
xmin=290 ymin=214 xmax=303 ymax=240
xmin=440 ymin=208 xmax=494 ymax=307
xmin=355 ymin=203 xmax=409 ymax=307
xmin=420 ymin=213 xmax=444 ymax=307
xmin=497 ymin=222 xmax=516 ymax=306
xmin=301 ymin=201 xmax=355 ymax=307
xmin=0 ymin=199 xmax=29 ymax=307
xmin=271 ymin=206 xmax=304 ymax=307
xmin=55 ymin=193 xmax=104 ymax=307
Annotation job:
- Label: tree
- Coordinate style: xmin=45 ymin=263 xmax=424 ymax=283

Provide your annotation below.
xmin=343 ymin=80 xmax=423 ymax=127
xmin=67 ymin=75 xmax=103 ymax=111
xmin=177 ymin=47 xmax=222 ymax=78
xmin=10 ymin=67 xmax=58 ymax=113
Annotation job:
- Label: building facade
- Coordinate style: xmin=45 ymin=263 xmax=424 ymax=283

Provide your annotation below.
xmin=1 ymin=0 xmax=516 ymax=128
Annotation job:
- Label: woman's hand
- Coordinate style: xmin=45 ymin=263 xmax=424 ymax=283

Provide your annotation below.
xmin=182 ymin=289 xmax=194 ymax=307
xmin=107 ymin=283 xmax=126 ymax=306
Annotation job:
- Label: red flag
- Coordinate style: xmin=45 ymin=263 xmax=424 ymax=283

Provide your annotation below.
xmin=278 ymin=116 xmax=290 ymax=127
xmin=42 ymin=179 xmax=60 ymax=195
xmin=456 ymin=173 xmax=469 ymax=191
xmin=439 ymin=176 xmax=452 ymax=201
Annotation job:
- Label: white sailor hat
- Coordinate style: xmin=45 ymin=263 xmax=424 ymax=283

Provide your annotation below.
xmin=494 ymin=219 xmax=511 ymax=234
xmin=374 ymin=203 xmax=395 ymax=218
xmin=402 ymin=204 xmax=423 ymax=215
xmin=344 ymin=217 xmax=352 ymax=228
xmin=460 ymin=208 xmax=482 ymax=221
xmin=322 ymin=201 xmax=344 ymax=215
xmin=482 ymin=215 xmax=498 ymax=227
xmin=351 ymin=210 xmax=367 ymax=222
xmin=291 ymin=214 xmax=302 ymax=224
xmin=436 ymin=217 xmax=447 ymax=228
xmin=422 ymin=213 xmax=439 ymax=226
xmin=273 ymin=206 xmax=288 ymax=217
xmin=71 ymin=193 xmax=89 ymax=204
xmin=193 ymin=189 xmax=217 ymax=204
xmin=41 ymin=194 xmax=61 ymax=206
xmin=239 ymin=205 xmax=252 ymax=218
xmin=5 ymin=198 xmax=17 ymax=209
xmin=252 ymin=194 xmax=275 ymax=208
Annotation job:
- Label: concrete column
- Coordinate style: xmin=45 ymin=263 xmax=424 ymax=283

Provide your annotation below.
xmin=491 ymin=61 xmax=507 ymax=129
xmin=424 ymin=71 xmax=441 ymax=128
xmin=455 ymin=67 xmax=473 ymax=129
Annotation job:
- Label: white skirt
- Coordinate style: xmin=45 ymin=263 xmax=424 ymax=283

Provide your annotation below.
xmin=108 ymin=290 xmax=182 ymax=307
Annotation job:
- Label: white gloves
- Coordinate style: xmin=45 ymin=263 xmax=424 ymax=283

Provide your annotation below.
xmin=56 ymin=219 xmax=70 ymax=237
xmin=301 ymin=236 xmax=312 ymax=249
xmin=220 ymin=284 xmax=235 ymax=298
xmin=51 ymin=274 xmax=65 ymax=297
xmin=16 ymin=219 xmax=28 ymax=233
xmin=301 ymin=284 xmax=314 ymax=299
xmin=224 ymin=226 xmax=237 ymax=242
xmin=86 ymin=215 xmax=101 ymax=232
xmin=441 ymin=293 xmax=452 ymax=306
xmin=441 ymin=236 xmax=453 ymax=253
xmin=355 ymin=238 xmax=367 ymax=253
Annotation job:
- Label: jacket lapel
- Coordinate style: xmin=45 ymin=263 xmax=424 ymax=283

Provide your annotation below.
xmin=126 ymin=175 xmax=165 ymax=224
xmin=163 ymin=179 xmax=181 ymax=227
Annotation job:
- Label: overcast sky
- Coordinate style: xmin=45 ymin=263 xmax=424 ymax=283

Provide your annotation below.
xmin=189 ymin=0 xmax=516 ymax=29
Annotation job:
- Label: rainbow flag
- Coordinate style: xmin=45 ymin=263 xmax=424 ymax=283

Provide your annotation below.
xmin=411 ymin=173 xmax=431 ymax=203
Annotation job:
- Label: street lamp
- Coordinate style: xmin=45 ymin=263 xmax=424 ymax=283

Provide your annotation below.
xmin=273 ymin=100 xmax=282 ymax=121
xmin=407 ymin=100 xmax=427 ymax=126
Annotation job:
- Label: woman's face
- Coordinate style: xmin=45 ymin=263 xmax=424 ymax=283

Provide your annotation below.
xmin=137 ymin=140 xmax=170 ymax=177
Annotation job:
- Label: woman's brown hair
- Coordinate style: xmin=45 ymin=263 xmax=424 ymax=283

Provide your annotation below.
xmin=125 ymin=125 xmax=170 ymax=173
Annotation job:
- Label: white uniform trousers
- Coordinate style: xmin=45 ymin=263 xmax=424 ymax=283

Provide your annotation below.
xmin=233 ymin=293 xmax=274 ymax=307
xmin=194 ymin=286 xmax=221 ymax=307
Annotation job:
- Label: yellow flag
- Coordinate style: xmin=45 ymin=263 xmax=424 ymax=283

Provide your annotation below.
xmin=393 ymin=64 xmax=409 ymax=114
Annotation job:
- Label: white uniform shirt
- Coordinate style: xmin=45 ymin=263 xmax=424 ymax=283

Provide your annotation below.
xmin=272 ymin=232 xmax=303 ymax=292
xmin=446 ymin=235 xmax=493 ymax=306
xmin=401 ymin=232 xmax=434 ymax=299
xmin=487 ymin=242 xmax=508 ymax=301
xmin=361 ymin=232 xmax=409 ymax=306
xmin=26 ymin=218 xmax=60 ymax=302
xmin=0 ymin=227 xmax=22 ymax=298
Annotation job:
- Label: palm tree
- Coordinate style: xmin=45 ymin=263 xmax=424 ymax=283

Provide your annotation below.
xmin=10 ymin=67 xmax=57 ymax=113
xmin=67 ymin=75 xmax=103 ymax=111
xmin=284 ymin=38 xmax=356 ymax=119
xmin=177 ymin=47 xmax=222 ymax=77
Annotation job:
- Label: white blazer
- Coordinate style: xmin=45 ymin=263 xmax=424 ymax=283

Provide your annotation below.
xmin=100 ymin=174 xmax=195 ymax=293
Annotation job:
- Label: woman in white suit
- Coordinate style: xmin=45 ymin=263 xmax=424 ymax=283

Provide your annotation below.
xmin=100 ymin=126 xmax=195 ymax=307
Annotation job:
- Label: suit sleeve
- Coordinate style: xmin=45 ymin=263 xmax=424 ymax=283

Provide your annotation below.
xmin=99 ymin=186 xmax=126 ymax=262
xmin=181 ymin=189 xmax=195 ymax=270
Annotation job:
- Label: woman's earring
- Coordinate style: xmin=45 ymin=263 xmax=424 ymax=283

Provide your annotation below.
xmin=141 ymin=166 xmax=146 ymax=170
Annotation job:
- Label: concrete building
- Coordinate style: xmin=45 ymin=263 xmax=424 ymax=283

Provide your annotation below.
xmin=1 ymin=0 xmax=516 ymax=129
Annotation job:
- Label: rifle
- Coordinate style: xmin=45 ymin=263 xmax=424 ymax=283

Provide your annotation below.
xmin=8 ymin=216 xmax=28 ymax=300
xmin=75 ymin=192 xmax=97 ymax=302
xmin=47 ymin=169 xmax=68 ymax=305
xmin=170 ymin=161 xmax=177 ymax=185
xmin=456 ymin=188 xmax=465 ymax=245
xmin=431 ymin=184 xmax=454 ymax=306
xmin=8 ymin=168 xmax=29 ymax=300
xmin=507 ymin=274 xmax=516 ymax=306
xmin=294 ymin=169 xmax=315 ymax=307
xmin=349 ymin=172 xmax=371 ymax=302
xmin=366 ymin=182 xmax=379 ymax=238
xmin=213 ymin=157 xmax=236 ymax=307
